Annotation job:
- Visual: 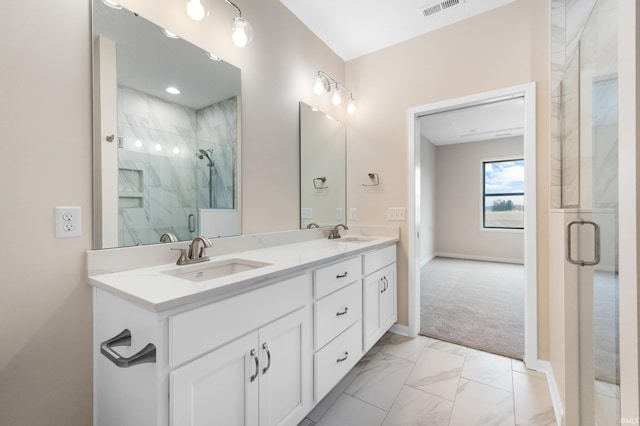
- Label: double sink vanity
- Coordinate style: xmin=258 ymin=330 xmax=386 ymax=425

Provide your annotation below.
xmin=88 ymin=227 xmax=398 ymax=426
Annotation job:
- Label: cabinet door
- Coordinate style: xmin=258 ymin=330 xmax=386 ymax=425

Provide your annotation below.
xmin=170 ymin=332 xmax=259 ymax=426
xmin=379 ymin=263 xmax=397 ymax=332
xmin=364 ymin=273 xmax=381 ymax=351
xmin=258 ymin=307 xmax=310 ymax=426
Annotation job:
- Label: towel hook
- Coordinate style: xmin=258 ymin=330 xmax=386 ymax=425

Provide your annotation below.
xmin=313 ymin=177 xmax=328 ymax=189
xmin=362 ymin=173 xmax=380 ymax=187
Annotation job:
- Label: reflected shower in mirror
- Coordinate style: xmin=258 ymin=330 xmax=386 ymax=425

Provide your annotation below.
xmin=92 ymin=0 xmax=242 ymax=249
xmin=299 ymin=103 xmax=346 ymax=228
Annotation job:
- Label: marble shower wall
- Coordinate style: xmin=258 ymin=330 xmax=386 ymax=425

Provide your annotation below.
xmin=550 ymin=0 xmax=618 ymax=209
xmin=117 ymin=86 xmax=237 ymax=246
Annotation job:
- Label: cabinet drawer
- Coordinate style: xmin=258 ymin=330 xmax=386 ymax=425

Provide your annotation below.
xmin=169 ymin=274 xmax=311 ymax=367
xmin=314 ymin=256 xmax=362 ymax=299
xmin=314 ymin=281 xmax=362 ymax=350
xmin=364 ymin=244 xmax=396 ymax=275
xmin=314 ymin=321 xmax=362 ymax=401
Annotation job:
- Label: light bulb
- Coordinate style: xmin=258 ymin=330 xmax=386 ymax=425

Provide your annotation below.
xmin=102 ymin=0 xmax=123 ymax=9
xmin=166 ymin=86 xmax=180 ymax=95
xmin=231 ymin=16 xmax=252 ymax=48
xmin=173 ymin=146 xmax=180 ymax=155
xmin=186 ymin=0 xmax=206 ymax=21
xmin=331 ymin=87 xmax=343 ymax=106
xmin=162 ymin=29 xmax=180 ymax=39
xmin=313 ymin=75 xmax=326 ymax=96
xmin=155 ymin=143 xmax=162 ymax=152
xmin=347 ymin=99 xmax=357 ymax=115
xmin=134 ymin=139 xmax=142 ymax=148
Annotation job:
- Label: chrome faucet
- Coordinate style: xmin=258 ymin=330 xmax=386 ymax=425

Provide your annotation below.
xmin=160 ymin=232 xmax=178 ymax=243
xmin=306 ymin=223 xmax=320 ymax=229
xmin=172 ymin=236 xmax=212 ymax=265
xmin=328 ymin=224 xmax=349 ymax=239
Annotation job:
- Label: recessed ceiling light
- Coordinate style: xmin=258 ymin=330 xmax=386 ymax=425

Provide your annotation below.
xmin=155 ymin=143 xmax=162 ymax=151
xmin=134 ymin=139 xmax=142 ymax=148
xmin=162 ymin=29 xmax=180 ymax=39
xmin=102 ymin=0 xmax=123 ymax=9
xmin=173 ymin=146 xmax=180 ymax=154
xmin=166 ymin=86 xmax=181 ymax=95
xmin=207 ymin=52 xmax=222 ymax=61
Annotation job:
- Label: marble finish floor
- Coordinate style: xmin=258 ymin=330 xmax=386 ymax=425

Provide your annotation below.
xmin=299 ymin=332 xmax=557 ymax=426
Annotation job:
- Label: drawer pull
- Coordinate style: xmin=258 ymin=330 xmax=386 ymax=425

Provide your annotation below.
xmin=336 ymin=307 xmax=349 ymax=316
xmin=100 ymin=329 xmax=156 ymax=368
xmin=336 ymin=272 xmax=348 ymax=279
xmin=336 ymin=351 xmax=349 ymax=363
xmin=262 ymin=343 xmax=271 ymax=375
xmin=249 ymin=349 xmax=259 ymax=382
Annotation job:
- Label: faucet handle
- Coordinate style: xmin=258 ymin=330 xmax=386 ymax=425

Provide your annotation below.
xmin=171 ymin=248 xmax=188 ymax=265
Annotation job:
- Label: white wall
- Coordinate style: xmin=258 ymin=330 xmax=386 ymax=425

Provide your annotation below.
xmin=0 ymin=0 xmax=343 ymax=424
xmin=434 ymin=137 xmax=524 ymax=263
xmin=420 ymin=136 xmax=437 ymax=264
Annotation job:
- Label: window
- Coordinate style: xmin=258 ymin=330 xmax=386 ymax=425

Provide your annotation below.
xmin=483 ymin=159 xmax=524 ymax=229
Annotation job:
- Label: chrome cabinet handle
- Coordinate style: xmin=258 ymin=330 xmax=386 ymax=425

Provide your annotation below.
xmin=336 ymin=272 xmax=348 ymax=279
xmin=566 ymin=220 xmax=601 ymax=266
xmin=100 ymin=329 xmax=156 ymax=368
xmin=336 ymin=307 xmax=349 ymax=316
xmin=262 ymin=343 xmax=271 ymax=375
xmin=249 ymin=349 xmax=259 ymax=382
xmin=336 ymin=351 xmax=349 ymax=363
xmin=313 ymin=177 xmax=328 ymax=189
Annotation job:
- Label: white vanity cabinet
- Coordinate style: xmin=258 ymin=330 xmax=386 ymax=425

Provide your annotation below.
xmin=94 ymin=273 xmax=312 ymax=426
xmin=363 ymin=245 xmax=397 ymax=352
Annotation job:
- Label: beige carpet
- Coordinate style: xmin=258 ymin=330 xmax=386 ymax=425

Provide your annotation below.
xmin=420 ymin=257 xmax=620 ymax=383
xmin=420 ymin=257 xmax=525 ymax=360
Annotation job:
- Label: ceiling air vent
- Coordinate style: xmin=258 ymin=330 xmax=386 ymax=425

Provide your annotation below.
xmin=419 ymin=0 xmax=464 ymax=18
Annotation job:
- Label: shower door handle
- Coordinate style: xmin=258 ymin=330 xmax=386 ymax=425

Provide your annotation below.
xmin=188 ymin=214 xmax=196 ymax=233
xmin=566 ymin=219 xmax=601 ymax=266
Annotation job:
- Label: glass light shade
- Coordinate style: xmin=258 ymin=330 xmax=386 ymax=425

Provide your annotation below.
xmin=186 ymin=0 xmax=209 ymax=21
xmin=347 ymin=99 xmax=357 ymax=115
xmin=331 ymin=87 xmax=343 ymax=106
xmin=313 ymin=75 xmax=326 ymax=95
xmin=102 ymin=0 xmax=123 ymax=9
xmin=231 ymin=16 xmax=252 ymax=47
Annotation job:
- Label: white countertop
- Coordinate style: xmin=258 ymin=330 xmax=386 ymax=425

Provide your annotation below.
xmin=89 ymin=235 xmax=398 ymax=312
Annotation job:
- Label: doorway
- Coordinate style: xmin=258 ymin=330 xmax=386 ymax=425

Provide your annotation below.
xmin=407 ymin=83 xmax=538 ymax=367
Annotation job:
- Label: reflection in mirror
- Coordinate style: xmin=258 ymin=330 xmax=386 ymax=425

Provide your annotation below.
xmin=299 ymin=103 xmax=346 ymax=228
xmin=92 ymin=0 xmax=241 ymax=249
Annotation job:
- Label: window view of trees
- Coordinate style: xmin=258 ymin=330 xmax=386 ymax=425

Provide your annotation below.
xmin=483 ymin=159 xmax=524 ymax=229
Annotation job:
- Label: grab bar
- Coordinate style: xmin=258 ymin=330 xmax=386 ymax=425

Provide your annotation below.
xmin=100 ymin=329 xmax=156 ymax=368
xmin=566 ymin=219 xmax=601 ymax=266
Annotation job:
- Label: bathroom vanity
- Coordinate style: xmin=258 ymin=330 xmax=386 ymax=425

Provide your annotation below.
xmin=88 ymin=229 xmax=398 ymax=426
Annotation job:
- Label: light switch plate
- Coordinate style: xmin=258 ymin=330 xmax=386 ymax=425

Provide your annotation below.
xmin=349 ymin=208 xmax=357 ymax=220
xmin=387 ymin=207 xmax=405 ymax=221
xmin=55 ymin=206 xmax=82 ymax=238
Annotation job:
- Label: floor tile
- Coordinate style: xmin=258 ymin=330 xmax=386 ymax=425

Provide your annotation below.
xmin=315 ymin=394 xmax=387 ymax=426
xmin=379 ymin=333 xmax=429 ymax=362
xmin=381 ymin=385 xmax=452 ymax=426
xmin=595 ymin=379 xmax=620 ymax=398
xmin=406 ymin=347 xmax=465 ymax=401
xmin=425 ymin=337 xmax=468 ymax=357
xmin=306 ymin=366 xmax=361 ymax=423
xmin=595 ymin=392 xmax=620 ymax=426
xmin=512 ymin=359 xmax=547 ymax=380
xmin=448 ymin=378 xmax=514 ymax=426
xmin=462 ymin=349 xmax=513 ymax=392
xmin=512 ymin=371 xmax=556 ymax=425
xmin=345 ymin=351 xmax=414 ymax=410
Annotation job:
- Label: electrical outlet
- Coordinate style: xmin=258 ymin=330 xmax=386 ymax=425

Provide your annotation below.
xmin=349 ymin=208 xmax=358 ymax=220
xmin=301 ymin=208 xmax=313 ymax=219
xmin=55 ymin=206 xmax=82 ymax=238
xmin=387 ymin=207 xmax=406 ymax=221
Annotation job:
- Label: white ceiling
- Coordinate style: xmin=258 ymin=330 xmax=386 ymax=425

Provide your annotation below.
xmin=279 ymin=0 xmax=518 ymax=61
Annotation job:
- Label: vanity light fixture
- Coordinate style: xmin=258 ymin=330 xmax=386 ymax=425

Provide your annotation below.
xmin=101 ymin=0 xmax=123 ymax=9
xmin=166 ymin=86 xmax=181 ymax=95
xmin=313 ymin=71 xmax=357 ymax=115
xmin=185 ymin=0 xmax=210 ymax=21
xmin=134 ymin=139 xmax=143 ymax=148
xmin=186 ymin=0 xmax=253 ymax=48
xmin=155 ymin=143 xmax=163 ymax=152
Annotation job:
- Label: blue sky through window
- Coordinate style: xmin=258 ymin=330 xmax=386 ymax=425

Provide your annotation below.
xmin=484 ymin=160 xmax=524 ymax=194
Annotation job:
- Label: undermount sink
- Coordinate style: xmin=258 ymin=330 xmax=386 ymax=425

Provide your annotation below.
xmin=162 ymin=258 xmax=272 ymax=282
xmin=334 ymin=236 xmax=377 ymax=243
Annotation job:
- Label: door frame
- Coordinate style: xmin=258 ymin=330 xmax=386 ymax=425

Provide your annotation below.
xmin=406 ymin=82 xmax=539 ymax=366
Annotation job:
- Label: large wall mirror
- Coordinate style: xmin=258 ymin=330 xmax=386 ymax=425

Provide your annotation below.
xmin=92 ymin=0 xmax=242 ymax=249
xmin=299 ymin=102 xmax=346 ymax=228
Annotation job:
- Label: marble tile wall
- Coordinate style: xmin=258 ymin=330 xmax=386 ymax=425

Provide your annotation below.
xmin=117 ymin=86 xmax=237 ymax=246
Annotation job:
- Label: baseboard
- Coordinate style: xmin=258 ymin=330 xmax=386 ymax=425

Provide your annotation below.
xmin=434 ymin=252 xmax=524 ymax=265
xmin=420 ymin=254 xmax=435 ymax=268
xmin=533 ymin=360 xmax=565 ymax=426
xmin=389 ymin=323 xmax=409 ymax=336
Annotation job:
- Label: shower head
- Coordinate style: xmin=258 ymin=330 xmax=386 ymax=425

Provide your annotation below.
xmin=196 ymin=148 xmax=212 ymax=161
